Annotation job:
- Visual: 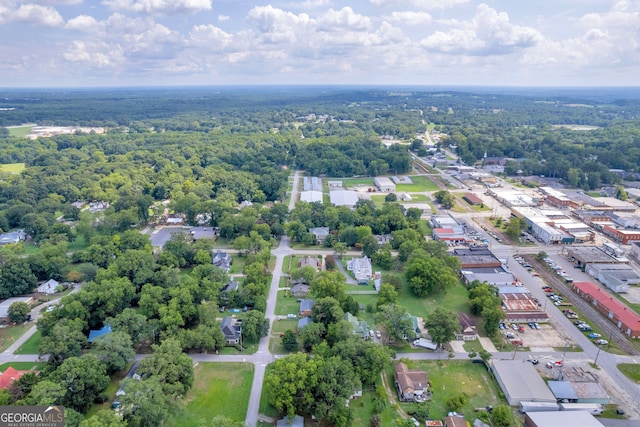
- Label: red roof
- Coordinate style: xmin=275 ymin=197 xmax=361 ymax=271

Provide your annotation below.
xmin=434 ymin=228 xmax=455 ymax=234
xmin=0 ymin=367 xmax=30 ymax=389
xmin=574 ymin=282 xmax=640 ymax=330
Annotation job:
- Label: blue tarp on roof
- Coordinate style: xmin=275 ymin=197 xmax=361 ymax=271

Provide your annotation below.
xmin=88 ymin=324 xmax=112 ymax=343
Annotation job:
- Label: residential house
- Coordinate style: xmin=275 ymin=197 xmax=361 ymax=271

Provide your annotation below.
xmin=298 ymin=256 xmax=320 ymax=270
xmin=219 ymin=278 xmax=239 ymax=305
xmin=112 ymin=361 xmax=141 ymax=409
xmin=0 ymin=230 xmax=26 ymax=245
xmin=221 ymin=316 xmax=242 ymax=345
xmin=0 ymin=297 xmax=34 ymax=323
xmin=347 ymin=256 xmax=373 ymax=284
xmin=309 ymin=227 xmax=330 ymax=245
xmin=297 ymin=317 xmax=312 ymax=329
xmin=37 ymin=279 xmax=60 ymax=295
xmin=344 ymin=312 xmax=369 ymax=339
xmin=88 ymin=324 xmax=112 ymax=343
xmin=394 ymin=362 xmax=429 ymax=402
xmin=165 ymin=213 xmax=184 ymax=225
xmin=213 ymin=250 xmax=232 ymax=272
xmin=88 ymin=201 xmax=109 ymax=213
xmin=290 ymin=280 xmax=310 ymax=298
xmin=457 ymin=313 xmax=478 ymax=341
xmin=299 ymin=299 xmax=315 ymax=317
xmin=0 ymin=366 xmax=36 ymax=389
xmin=373 ymin=272 xmax=382 ymax=292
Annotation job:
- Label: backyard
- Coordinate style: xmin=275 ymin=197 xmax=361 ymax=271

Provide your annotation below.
xmin=167 ymin=362 xmax=253 ymax=426
xmin=391 ymin=360 xmax=508 ymax=422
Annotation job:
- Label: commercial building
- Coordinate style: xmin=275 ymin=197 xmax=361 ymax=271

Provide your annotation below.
xmin=491 ymin=360 xmax=556 ymax=406
xmin=524 ymin=411 xmax=604 ymax=427
xmin=303 ymin=176 xmax=322 ymax=192
xmin=300 ymin=191 xmax=323 ymax=203
xmin=540 ymin=187 xmax=578 ymax=209
xmin=453 ymin=248 xmax=502 ymax=269
xmin=566 ymin=247 xmax=626 ymax=270
xmin=329 ymin=190 xmax=358 ymax=208
xmin=500 ymin=293 xmax=549 ymax=323
xmin=584 ymin=263 xmax=640 ymax=293
xmin=573 ymin=281 xmax=640 ymax=338
xmin=602 ymin=225 xmax=640 ymax=245
xmin=374 ymin=177 xmax=396 ymax=192
xmin=0 ymin=297 xmax=34 ymax=322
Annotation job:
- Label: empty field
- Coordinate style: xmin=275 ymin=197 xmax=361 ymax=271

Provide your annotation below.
xmin=0 ymin=163 xmax=26 ymax=173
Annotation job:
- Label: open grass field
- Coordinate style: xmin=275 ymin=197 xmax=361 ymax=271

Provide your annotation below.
xmin=0 ymin=323 xmax=33 ymax=352
xmin=341 ymin=177 xmax=374 ymax=188
xmin=0 ymin=163 xmax=26 ymax=173
xmin=392 ymin=360 xmax=505 ymax=421
xmin=8 ymin=126 xmax=32 ymax=137
xmin=397 ymin=280 xmax=471 ymax=319
xmin=168 ymin=362 xmax=253 ymax=426
xmin=396 ymin=176 xmax=440 ymax=192
xmin=618 ymin=363 xmax=640 ymax=383
xmin=350 ymin=389 xmax=398 ymax=426
xmin=403 ymin=194 xmax=430 ymax=202
xmin=14 ymin=330 xmax=41 ymax=354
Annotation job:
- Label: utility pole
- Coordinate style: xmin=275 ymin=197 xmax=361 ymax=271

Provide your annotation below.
xmin=594 ymin=343 xmax=603 ymax=367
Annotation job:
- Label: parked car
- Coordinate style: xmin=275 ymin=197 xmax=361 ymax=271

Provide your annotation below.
xmin=594 ymin=339 xmax=608 ymax=345
xmin=546 ymin=362 xmax=554 ymax=369
xmin=589 ymin=333 xmax=602 ymax=339
xmin=528 ymin=359 xmax=539 ymax=365
xmin=534 ymin=323 xmax=540 ymax=329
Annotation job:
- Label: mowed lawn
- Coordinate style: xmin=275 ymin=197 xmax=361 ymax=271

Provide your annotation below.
xmin=168 ymin=362 xmax=253 ymax=426
xmin=396 ymin=176 xmax=440 ymax=192
xmin=0 ymin=163 xmax=26 ymax=173
xmin=14 ymin=330 xmax=41 ymax=354
xmin=393 ymin=360 xmax=504 ymax=420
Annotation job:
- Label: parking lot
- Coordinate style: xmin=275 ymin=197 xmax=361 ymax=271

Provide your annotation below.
xmin=501 ymin=322 xmax=575 ymax=352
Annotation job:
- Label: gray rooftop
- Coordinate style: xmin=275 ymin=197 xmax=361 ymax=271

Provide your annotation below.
xmin=548 ymin=381 xmax=579 ymax=400
xmin=525 ymin=411 xmax=604 ymax=427
xmin=492 ymin=360 xmax=556 ymax=403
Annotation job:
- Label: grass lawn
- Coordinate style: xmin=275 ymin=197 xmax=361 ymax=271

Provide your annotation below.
xmin=342 ymin=178 xmax=374 ymax=188
xmin=350 ymin=388 xmax=397 ymax=427
xmin=217 ymin=342 xmax=259 ymax=355
xmin=0 ymin=163 xmax=26 ymax=173
xmin=0 ymin=361 xmax=45 ymax=371
xmin=0 ymin=323 xmax=33 ymax=352
xmin=396 ymin=176 xmax=440 ymax=192
xmin=396 ymin=280 xmax=471 ymax=319
xmin=404 ymin=194 xmax=430 ymax=202
xmin=271 ymin=319 xmax=298 ymax=334
xmin=463 ymin=339 xmax=484 ymax=354
xmin=392 ymin=360 xmax=505 ymax=421
xmin=618 ymin=363 xmax=640 ymax=383
xmin=275 ymin=291 xmax=302 ymax=316
xmin=371 ymin=195 xmax=386 ymax=208
xmin=229 ymin=255 xmax=248 ymax=274
xmin=417 ymin=219 xmax=432 ymax=235
xmin=8 ymin=126 xmax=33 ymax=137
xmin=168 ymin=362 xmax=253 ymax=426
xmin=279 ymin=276 xmax=290 ymax=288
xmin=14 ymin=330 xmax=41 ymax=354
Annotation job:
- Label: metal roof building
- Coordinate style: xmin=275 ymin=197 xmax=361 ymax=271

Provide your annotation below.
xmin=491 ymin=360 xmax=556 ymax=406
xmin=524 ymin=411 xmax=604 ymax=427
xmin=547 ymin=381 xmax=579 ymax=402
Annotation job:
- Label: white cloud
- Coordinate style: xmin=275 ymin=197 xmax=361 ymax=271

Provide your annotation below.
xmin=370 ymin=0 xmax=469 ymax=10
xmin=38 ymin=0 xmax=84 ymax=5
xmin=63 ymin=40 xmax=125 ymax=68
xmin=65 ymin=14 xmax=98 ymax=31
xmin=421 ymin=4 xmax=542 ymax=55
xmin=101 ymin=0 xmax=212 ymax=15
xmin=386 ymin=11 xmax=431 ymax=26
xmin=217 ymin=14 xmax=229 ymax=22
xmin=317 ymin=7 xmax=372 ymax=32
xmin=12 ymin=4 xmax=64 ymax=26
xmin=189 ymin=24 xmax=232 ymax=49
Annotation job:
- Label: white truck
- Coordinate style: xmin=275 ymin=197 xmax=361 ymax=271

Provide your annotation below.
xmin=413 ymin=338 xmax=437 ymax=350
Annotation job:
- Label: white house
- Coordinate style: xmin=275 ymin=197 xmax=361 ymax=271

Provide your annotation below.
xmin=347 ymin=256 xmax=373 ymax=284
xmin=37 ymin=279 xmax=60 ymax=295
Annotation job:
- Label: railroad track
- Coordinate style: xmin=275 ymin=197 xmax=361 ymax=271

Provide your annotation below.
xmin=525 ymin=255 xmax=640 ymax=356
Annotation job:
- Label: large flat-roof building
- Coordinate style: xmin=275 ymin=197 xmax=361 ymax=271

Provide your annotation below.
xmin=584 ymin=263 xmax=640 ymax=293
xmin=491 ymin=360 xmax=556 ymax=406
xmin=374 ymin=177 xmax=396 ymax=192
xmin=300 ymin=191 xmax=323 ymax=203
xmin=573 ymin=281 xmax=640 ymax=338
xmin=500 ymin=293 xmax=549 ymax=323
xmin=566 ymin=247 xmax=627 ymax=270
xmin=303 ymin=176 xmax=322 ymax=192
xmin=329 ymin=190 xmax=358 ymax=208
xmin=524 ymin=411 xmax=604 ymax=427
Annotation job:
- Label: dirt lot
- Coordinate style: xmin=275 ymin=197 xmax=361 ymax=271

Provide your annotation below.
xmin=503 ymin=322 xmax=576 ymax=352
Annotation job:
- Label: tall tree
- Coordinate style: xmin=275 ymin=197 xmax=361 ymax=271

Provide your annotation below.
xmin=91 ymin=331 xmax=135 ymax=374
xmin=375 ymin=304 xmax=413 ymax=344
xmin=137 ymin=338 xmax=194 ymax=396
xmin=424 ymin=308 xmax=459 ymax=347
xmin=50 ymin=355 xmax=109 ymax=413
xmin=119 ymin=377 xmax=176 ymax=427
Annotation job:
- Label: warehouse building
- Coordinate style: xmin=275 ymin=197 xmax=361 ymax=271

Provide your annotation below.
xmin=491 ymin=360 xmax=556 ymax=406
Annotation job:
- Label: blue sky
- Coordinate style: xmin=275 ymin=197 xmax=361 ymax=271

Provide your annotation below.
xmin=0 ymin=0 xmax=637 ymax=87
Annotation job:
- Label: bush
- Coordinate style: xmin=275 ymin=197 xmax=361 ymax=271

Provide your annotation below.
xmin=93 ymin=393 xmax=109 ymax=404
xmin=446 ymin=393 xmax=468 ymax=412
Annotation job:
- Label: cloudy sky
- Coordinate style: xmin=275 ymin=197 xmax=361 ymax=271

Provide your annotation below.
xmin=0 ymin=0 xmax=638 ymax=87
